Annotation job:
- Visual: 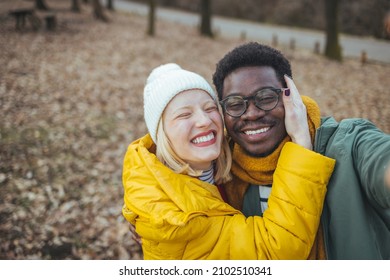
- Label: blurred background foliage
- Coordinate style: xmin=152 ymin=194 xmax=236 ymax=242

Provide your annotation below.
xmin=132 ymin=0 xmax=390 ymax=40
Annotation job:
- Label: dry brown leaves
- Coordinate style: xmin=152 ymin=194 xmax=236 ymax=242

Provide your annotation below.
xmin=0 ymin=0 xmax=389 ymax=260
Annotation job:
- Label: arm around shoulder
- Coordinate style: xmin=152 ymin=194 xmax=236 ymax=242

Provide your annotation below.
xmin=278 ymin=142 xmax=336 ymax=186
xmin=272 ymin=142 xmax=335 ymax=215
xmin=245 ymin=142 xmax=336 ymax=259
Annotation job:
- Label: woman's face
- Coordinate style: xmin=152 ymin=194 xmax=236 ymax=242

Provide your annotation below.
xmin=162 ymin=89 xmax=223 ymax=170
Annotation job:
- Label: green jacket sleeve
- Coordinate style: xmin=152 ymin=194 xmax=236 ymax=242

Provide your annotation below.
xmin=351 ymin=120 xmax=390 ymax=209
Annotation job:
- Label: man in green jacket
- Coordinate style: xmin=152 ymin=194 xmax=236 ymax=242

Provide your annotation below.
xmin=212 ymin=42 xmax=390 ymax=259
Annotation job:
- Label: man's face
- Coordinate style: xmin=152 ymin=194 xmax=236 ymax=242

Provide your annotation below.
xmin=222 ymin=66 xmax=287 ymax=157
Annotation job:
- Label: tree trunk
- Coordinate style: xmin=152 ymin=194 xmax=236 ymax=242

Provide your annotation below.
xmin=107 ymin=0 xmax=114 ymax=11
xmin=200 ymin=0 xmax=213 ymax=37
xmin=35 ymin=0 xmax=50 ymax=10
xmin=147 ymin=0 xmax=156 ymax=36
xmin=324 ymin=0 xmax=342 ymax=61
xmin=92 ymin=0 xmax=109 ymax=22
xmin=71 ymin=0 xmax=82 ymax=12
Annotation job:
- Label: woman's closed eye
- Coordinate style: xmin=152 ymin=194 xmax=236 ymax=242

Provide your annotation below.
xmin=205 ymin=105 xmax=218 ymax=112
xmin=176 ymin=111 xmax=192 ymax=119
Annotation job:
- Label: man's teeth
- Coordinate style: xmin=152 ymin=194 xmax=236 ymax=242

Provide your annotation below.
xmin=244 ymin=127 xmax=270 ymax=135
xmin=192 ymin=133 xmax=214 ymax=144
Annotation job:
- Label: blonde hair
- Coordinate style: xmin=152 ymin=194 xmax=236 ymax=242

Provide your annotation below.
xmin=156 ymin=116 xmax=232 ymax=184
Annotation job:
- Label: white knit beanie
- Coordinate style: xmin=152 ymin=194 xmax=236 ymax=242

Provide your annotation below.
xmin=144 ymin=63 xmax=217 ymax=143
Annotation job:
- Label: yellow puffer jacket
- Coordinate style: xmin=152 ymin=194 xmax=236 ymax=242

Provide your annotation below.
xmin=122 ymin=134 xmax=335 ymax=260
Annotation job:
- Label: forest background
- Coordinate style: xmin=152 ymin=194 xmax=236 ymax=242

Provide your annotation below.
xmin=135 ymin=0 xmax=390 ymax=40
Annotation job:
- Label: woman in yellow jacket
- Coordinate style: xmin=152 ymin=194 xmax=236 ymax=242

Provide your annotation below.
xmin=122 ymin=63 xmax=335 ymax=260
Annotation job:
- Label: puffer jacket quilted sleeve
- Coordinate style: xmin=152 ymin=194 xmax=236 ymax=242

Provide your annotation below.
xmin=122 ymin=134 xmax=335 ymax=259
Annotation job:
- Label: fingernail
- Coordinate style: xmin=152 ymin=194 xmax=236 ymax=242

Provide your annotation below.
xmin=284 ymin=88 xmax=290 ymax=96
xmin=284 ymin=74 xmax=292 ymax=80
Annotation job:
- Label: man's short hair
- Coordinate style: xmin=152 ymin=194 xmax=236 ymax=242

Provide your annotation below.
xmin=212 ymin=42 xmax=292 ymax=99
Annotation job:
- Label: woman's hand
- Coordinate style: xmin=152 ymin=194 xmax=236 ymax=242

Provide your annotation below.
xmin=283 ymin=75 xmax=313 ymax=150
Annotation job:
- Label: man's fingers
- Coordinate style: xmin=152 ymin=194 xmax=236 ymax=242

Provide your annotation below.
xmin=129 ymin=224 xmax=142 ymax=245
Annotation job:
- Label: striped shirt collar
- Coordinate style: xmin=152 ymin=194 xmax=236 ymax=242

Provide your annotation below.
xmin=198 ymin=165 xmax=214 ymax=185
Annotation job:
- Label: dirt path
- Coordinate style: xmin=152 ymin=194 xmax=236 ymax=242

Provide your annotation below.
xmin=113 ymin=0 xmax=390 ymax=64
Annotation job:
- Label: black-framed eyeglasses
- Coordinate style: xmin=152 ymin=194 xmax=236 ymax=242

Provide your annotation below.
xmin=219 ymin=87 xmax=284 ymax=118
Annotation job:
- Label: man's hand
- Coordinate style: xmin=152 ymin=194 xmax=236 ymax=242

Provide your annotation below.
xmin=129 ymin=224 xmax=142 ymax=245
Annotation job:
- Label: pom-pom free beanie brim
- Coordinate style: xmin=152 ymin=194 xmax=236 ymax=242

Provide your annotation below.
xmin=143 ymin=63 xmax=217 ymax=143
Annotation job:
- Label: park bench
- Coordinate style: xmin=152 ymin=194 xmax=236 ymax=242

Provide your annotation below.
xmin=8 ymin=8 xmax=57 ymax=31
xmin=9 ymin=8 xmax=41 ymax=31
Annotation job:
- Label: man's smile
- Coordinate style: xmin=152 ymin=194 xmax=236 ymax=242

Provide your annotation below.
xmin=243 ymin=127 xmax=270 ymax=135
